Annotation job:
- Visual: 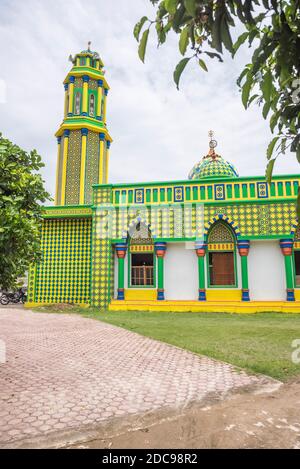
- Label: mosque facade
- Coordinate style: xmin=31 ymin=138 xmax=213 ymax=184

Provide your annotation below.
xmin=26 ymin=46 xmax=300 ymax=313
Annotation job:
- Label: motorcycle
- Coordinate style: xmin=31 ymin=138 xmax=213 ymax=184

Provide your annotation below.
xmin=0 ymin=288 xmax=27 ymax=305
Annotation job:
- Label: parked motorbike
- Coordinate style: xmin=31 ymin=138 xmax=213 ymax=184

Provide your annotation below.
xmin=0 ymin=288 xmax=27 ymax=305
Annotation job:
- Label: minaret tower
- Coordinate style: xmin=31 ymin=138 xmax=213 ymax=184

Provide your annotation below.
xmin=55 ymin=43 xmax=112 ymax=206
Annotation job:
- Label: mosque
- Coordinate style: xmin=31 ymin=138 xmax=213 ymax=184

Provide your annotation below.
xmin=26 ymin=45 xmax=300 ymax=313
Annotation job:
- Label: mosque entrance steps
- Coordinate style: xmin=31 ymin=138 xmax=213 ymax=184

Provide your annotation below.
xmin=109 ymin=299 xmax=300 ymax=314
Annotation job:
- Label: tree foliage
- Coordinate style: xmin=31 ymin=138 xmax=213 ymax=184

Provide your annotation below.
xmin=0 ymin=134 xmax=50 ymax=290
xmin=134 ymin=0 xmax=300 ymax=185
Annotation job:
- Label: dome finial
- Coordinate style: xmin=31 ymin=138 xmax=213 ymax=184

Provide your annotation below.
xmin=207 ymin=130 xmax=218 ymax=159
xmin=88 ymin=41 xmax=91 ymax=51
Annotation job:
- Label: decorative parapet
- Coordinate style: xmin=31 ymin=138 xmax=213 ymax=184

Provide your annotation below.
xmin=108 ymin=175 xmax=300 ymax=206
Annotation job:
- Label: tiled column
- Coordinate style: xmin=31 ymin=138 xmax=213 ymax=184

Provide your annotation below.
xmin=280 ymin=239 xmax=295 ymax=301
xmin=155 ymin=242 xmax=167 ymax=300
xmin=115 ymin=243 xmax=127 ymax=300
xmin=237 ymin=240 xmax=250 ymax=301
xmin=195 ymin=241 xmax=207 ymax=301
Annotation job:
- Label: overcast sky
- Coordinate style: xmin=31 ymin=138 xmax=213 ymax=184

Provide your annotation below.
xmin=0 ymin=0 xmax=298 ymax=201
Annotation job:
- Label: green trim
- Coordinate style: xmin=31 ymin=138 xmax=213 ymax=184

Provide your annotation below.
xmin=110 ymin=196 xmax=298 ymax=207
xmin=127 ymin=250 xmax=156 ymax=289
xmin=157 ymin=256 xmax=164 ymax=291
xmin=43 ymin=204 xmax=92 ymax=219
xmin=198 ymin=256 xmax=205 ymax=290
xmin=240 ymin=255 xmax=249 ymax=291
xmin=96 ymin=174 xmax=300 ymax=189
xmin=284 ymin=254 xmax=294 ymax=290
xmin=118 ymin=257 xmax=125 ymax=291
xmin=60 ymin=116 xmax=106 ymax=128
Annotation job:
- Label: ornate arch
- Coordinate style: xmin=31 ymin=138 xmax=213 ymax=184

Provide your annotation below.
xmin=208 ymin=221 xmax=235 ymax=244
xmin=204 ymin=214 xmax=240 ymax=240
xmin=122 ymin=215 xmax=157 ymax=240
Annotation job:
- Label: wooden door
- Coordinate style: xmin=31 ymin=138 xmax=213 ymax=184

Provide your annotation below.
xmin=210 ymin=252 xmax=235 ymax=286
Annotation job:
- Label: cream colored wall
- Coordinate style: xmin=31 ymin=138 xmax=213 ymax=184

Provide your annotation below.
xmin=248 ymin=240 xmax=286 ymax=300
xmin=164 ymin=242 xmax=198 ymax=300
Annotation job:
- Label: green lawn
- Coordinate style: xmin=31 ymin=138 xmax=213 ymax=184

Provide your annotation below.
xmin=38 ymin=306 xmax=300 ymax=381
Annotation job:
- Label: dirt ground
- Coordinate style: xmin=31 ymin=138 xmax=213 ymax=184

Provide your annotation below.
xmin=67 ymin=378 xmax=300 ymax=449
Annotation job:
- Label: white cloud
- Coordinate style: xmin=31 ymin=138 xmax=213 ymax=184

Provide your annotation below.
xmin=0 ymin=0 xmax=298 ymax=200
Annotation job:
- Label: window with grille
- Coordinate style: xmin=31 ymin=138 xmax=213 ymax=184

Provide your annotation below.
xmin=131 ymin=254 xmax=154 ymax=286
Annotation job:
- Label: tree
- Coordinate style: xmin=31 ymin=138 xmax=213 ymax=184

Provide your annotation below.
xmin=134 ymin=1 xmax=300 ymax=194
xmin=0 ymin=134 xmax=51 ymax=290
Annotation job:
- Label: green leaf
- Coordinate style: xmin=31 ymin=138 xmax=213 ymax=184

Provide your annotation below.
xmin=241 ymin=77 xmax=253 ymax=108
xmin=220 ymin=14 xmax=233 ymax=52
xmin=198 ymin=58 xmax=208 ymax=72
xmin=211 ymin=7 xmax=223 ymax=53
xmin=179 ymin=26 xmax=189 ymax=55
xmin=165 ymin=0 xmax=178 ymax=14
xmin=232 ymin=32 xmax=248 ymax=56
xmin=261 ymin=70 xmax=272 ymax=103
xmin=133 ymin=16 xmax=148 ymax=42
xmin=296 ymin=145 xmax=300 ymax=163
xmin=262 ymin=101 xmax=271 ymax=119
xmin=173 ymin=57 xmax=191 ymax=89
xmin=204 ymin=51 xmax=223 ymax=62
xmin=184 ymin=0 xmax=196 ymax=16
xmin=265 ymin=158 xmax=276 ymax=183
xmin=270 ymin=111 xmax=280 ymax=133
xmin=266 ymin=136 xmax=279 ymax=160
xmin=138 ymin=29 xmax=150 ymax=63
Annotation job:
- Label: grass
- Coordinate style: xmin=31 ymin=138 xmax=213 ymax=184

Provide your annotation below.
xmin=37 ymin=305 xmax=300 ymax=381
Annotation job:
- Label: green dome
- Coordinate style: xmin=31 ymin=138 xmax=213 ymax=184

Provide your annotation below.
xmin=188 ymin=153 xmax=239 ymax=180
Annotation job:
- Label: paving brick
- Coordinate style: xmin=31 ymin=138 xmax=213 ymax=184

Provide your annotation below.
xmin=0 ymin=307 xmax=269 ymax=445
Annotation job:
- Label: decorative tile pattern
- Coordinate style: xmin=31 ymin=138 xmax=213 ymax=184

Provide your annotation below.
xmin=44 ymin=207 xmax=92 ymax=218
xmin=215 ymin=184 xmax=225 ymax=200
xmin=85 ymin=131 xmax=99 ymax=204
xmin=130 ymin=245 xmax=154 ymax=253
xmin=189 ymin=156 xmax=239 ymax=180
xmin=208 ymin=221 xmax=235 ymax=243
xmin=26 ymin=264 xmax=36 ymax=303
xmin=34 ymin=218 xmax=91 ymax=304
xmin=88 ymin=79 xmax=98 ymax=91
xmin=65 ymin=130 xmax=82 ymax=205
xmin=174 ymin=186 xmax=184 ymax=202
xmin=257 ymin=182 xmax=268 ymax=198
xmin=134 ymin=189 xmax=144 ymax=204
xmin=208 ymin=243 xmax=235 ymax=251
xmin=91 ymin=186 xmax=113 ymax=309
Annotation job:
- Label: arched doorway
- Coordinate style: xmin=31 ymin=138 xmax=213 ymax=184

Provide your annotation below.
xmin=207 ymin=221 xmax=236 ymax=287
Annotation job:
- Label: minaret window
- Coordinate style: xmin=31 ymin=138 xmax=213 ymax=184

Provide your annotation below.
xmin=89 ymin=93 xmax=95 ymax=117
xmin=74 ymin=92 xmax=81 ymax=115
xmin=80 ymin=57 xmax=86 ymax=66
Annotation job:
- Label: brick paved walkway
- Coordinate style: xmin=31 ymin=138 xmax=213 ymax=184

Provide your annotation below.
xmin=0 ymin=308 xmax=273 ymax=447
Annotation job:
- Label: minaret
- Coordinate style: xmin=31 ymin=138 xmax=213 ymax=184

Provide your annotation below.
xmin=55 ymin=43 xmax=112 ymax=206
